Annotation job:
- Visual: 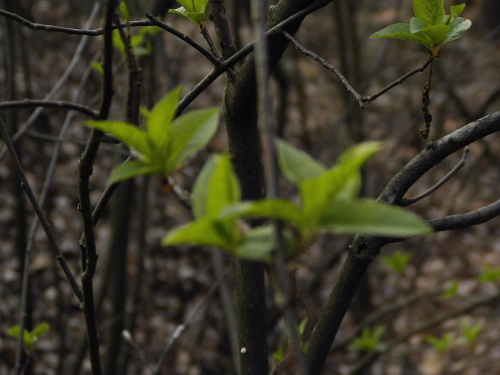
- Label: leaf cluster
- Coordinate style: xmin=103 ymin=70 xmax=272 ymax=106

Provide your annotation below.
xmin=370 ymin=0 xmax=471 ymax=57
xmin=169 ymin=0 xmax=209 ymax=28
xmin=85 ymin=86 xmax=219 ymax=184
xmin=163 ymin=141 xmax=432 ymax=261
xmin=7 ymin=322 xmax=49 ymax=354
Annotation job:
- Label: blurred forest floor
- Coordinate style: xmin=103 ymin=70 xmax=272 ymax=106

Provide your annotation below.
xmin=1 ymin=0 xmax=500 ymax=374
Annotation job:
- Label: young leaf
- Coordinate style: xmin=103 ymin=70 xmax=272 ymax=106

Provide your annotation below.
xmin=458 ymin=322 xmax=483 ymax=344
xmin=146 ymin=86 xmax=182 ymax=162
xmin=90 ymin=61 xmax=104 ymax=75
xmin=427 ymin=332 xmax=454 ymax=353
xmin=413 ymin=0 xmax=445 ymax=27
xmin=162 ymin=217 xmax=238 ymax=251
xmin=119 ymin=2 xmax=130 ymax=24
xmin=276 ymin=138 xmax=326 ymax=185
xmin=348 ymin=326 xmax=386 ymax=352
xmin=204 ymin=153 xmax=240 ymax=217
xmin=416 ymin=24 xmax=450 ymax=47
xmin=233 ymin=225 xmax=276 ymax=262
xmin=112 ymin=29 xmax=126 ymax=58
xmin=442 ymin=17 xmax=471 ymax=45
xmin=220 ymin=199 xmax=304 ymax=229
xmin=380 ymin=250 xmax=412 ymax=274
xmin=166 ymin=108 xmax=219 ymax=171
xmin=84 ymin=121 xmax=151 ymax=160
xmin=191 ymin=154 xmax=219 ymax=219
xmin=370 ymin=23 xmax=432 ymax=48
xmin=318 ymin=199 xmax=433 ymax=237
xmin=477 ymin=265 xmax=500 ymax=283
xmin=299 ymin=142 xmax=381 ymax=223
xmin=108 ymin=160 xmax=162 ymax=184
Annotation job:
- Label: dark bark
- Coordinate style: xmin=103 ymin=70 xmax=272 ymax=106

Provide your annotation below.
xmin=223 ymin=1 xmax=329 ymax=373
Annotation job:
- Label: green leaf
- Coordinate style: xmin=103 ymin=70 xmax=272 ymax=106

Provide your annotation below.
xmin=146 ymin=86 xmax=182 ymax=161
xmin=7 ymin=322 xmax=49 ymax=353
xmin=220 ymin=200 xmax=304 ymax=229
xmin=108 ymin=160 xmax=162 ymax=184
xmin=119 ymin=2 xmax=130 ymax=24
xmin=318 ymin=199 xmax=433 ymax=237
xmin=300 ymin=142 xmax=381 ymax=224
xmin=443 ymin=280 xmax=459 ymax=298
xmin=458 ymin=322 xmax=483 ymax=344
xmin=413 ymin=0 xmax=445 ymax=26
xmin=233 ymin=225 xmax=276 ymax=262
xmin=427 ymin=332 xmax=453 ymax=353
xmin=204 ymin=154 xmax=240 ymax=217
xmin=410 ymin=17 xmax=428 ymax=34
xmin=416 ymin=24 xmax=450 ymax=46
xmin=191 ymin=154 xmax=219 ymax=219
xmin=477 ymin=265 xmax=500 ymax=283
xmin=85 ymin=121 xmax=151 ymax=160
xmin=90 ymin=61 xmax=103 ymax=75
xmin=112 ymin=29 xmax=126 ymax=58
xmin=276 ymin=138 xmax=326 ymax=185
xmin=31 ymin=322 xmax=49 ymax=339
xmin=380 ymin=250 xmax=412 ymax=274
xmin=445 ymin=3 xmax=466 ymax=26
xmin=370 ymin=23 xmax=432 ymax=48
xmin=442 ymin=17 xmax=471 ymax=45
xmin=162 ymin=217 xmax=238 ymax=251
xmin=175 ymin=0 xmax=207 ymax=13
xmin=348 ymin=326 xmax=386 ymax=352
xmin=166 ymin=108 xmax=219 ymax=171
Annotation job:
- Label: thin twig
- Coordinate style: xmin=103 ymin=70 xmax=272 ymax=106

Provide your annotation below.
xmin=0 ymin=9 xmax=151 ymax=36
xmin=0 ymin=9 xmax=102 ymax=163
xmin=283 ymin=31 xmax=365 ymax=108
xmin=0 ymin=99 xmax=98 ymax=118
xmin=402 ymin=146 xmax=469 ymax=206
xmin=362 ymin=57 xmax=434 ymax=103
xmin=177 ymin=0 xmax=333 ymax=113
xmin=0 ymin=115 xmax=83 ymax=301
xmin=151 ymin=275 xmax=222 ymax=374
xmin=145 ymin=14 xmax=222 ymax=66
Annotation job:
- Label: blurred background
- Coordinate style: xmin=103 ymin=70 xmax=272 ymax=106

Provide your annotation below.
xmin=1 ymin=0 xmax=500 ymax=374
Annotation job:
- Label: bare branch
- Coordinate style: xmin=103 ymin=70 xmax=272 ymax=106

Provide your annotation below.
xmin=402 ymin=146 xmax=469 ymax=206
xmin=0 ymin=99 xmax=98 ymax=118
xmin=283 ymin=31 xmax=365 ymax=108
xmin=146 ymin=14 xmax=222 ymax=66
xmin=0 ymin=9 xmax=150 ymax=36
xmin=0 ymin=115 xmax=83 ymax=302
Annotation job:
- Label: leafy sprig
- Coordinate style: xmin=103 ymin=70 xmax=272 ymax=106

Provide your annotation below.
xmin=85 ymin=86 xmax=219 ymax=184
xmin=370 ymin=0 xmax=471 ymax=58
